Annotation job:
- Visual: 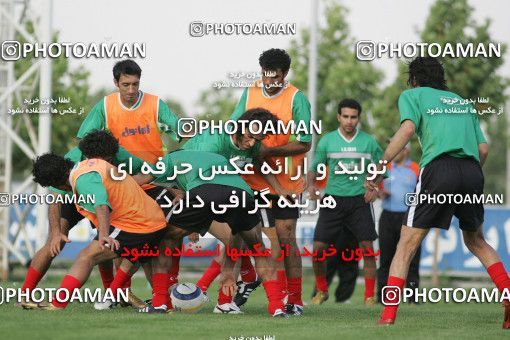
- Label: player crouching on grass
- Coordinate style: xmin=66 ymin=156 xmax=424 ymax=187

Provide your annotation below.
xmin=184 ymin=108 xmax=290 ymax=313
xmin=20 ymin=139 xmax=150 ymax=310
xmin=29 ymin=132 xmax=171 ymax=311
xmin=133 ymin=150 xmax=288 ymax=317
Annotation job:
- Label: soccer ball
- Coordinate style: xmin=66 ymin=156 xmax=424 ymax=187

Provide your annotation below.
xmin=170 ymin=283 xmax=208 ymax=313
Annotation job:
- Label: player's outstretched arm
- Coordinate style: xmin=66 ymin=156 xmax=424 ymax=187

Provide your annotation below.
xmin=305 ymin=170 xmax=321 ymax=200
xmin=96 ymin=205 xmax=119 ymax=252
xmin=254 ymin=157 xmax=294 ymax=197
xmin=48 ymin=197 xmax=70 ymax=257
xmin=381 ymin=120 xmax=416 ymax=165
xmin=366 ymin=120 xmax=415 ymax=192
xmin=218 ymin=236 xmax=239 ymax=297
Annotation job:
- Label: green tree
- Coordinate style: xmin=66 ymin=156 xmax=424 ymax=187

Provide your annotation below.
xmin=12 ymin=23 xmax=98 ymax=178
xmin=12 ymin=23 xmax=187 ymax=176
xmin=195 ymin=86 xmax=238 ymax=121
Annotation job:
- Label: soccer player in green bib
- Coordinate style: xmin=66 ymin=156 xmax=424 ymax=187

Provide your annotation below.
xmin=365 ymin=57 xmax=510 ymax=328
xmin=307 ymin=98 xmax=382 ymax=306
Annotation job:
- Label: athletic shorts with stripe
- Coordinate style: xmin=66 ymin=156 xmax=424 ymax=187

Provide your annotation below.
xmin=167 ymin=184 xmax=261 ymax=235
xmin=71 ymin=186 xmax=173 ymax=262
xmin=144 ymin=186 xmax=174 ymax=217
xmin=313 ymin=194 xmax=377 ymax=243
xmin=94 ymin=226 xmax=168 ymax=263
xmin=59 ymin=186 xmax=174 ymax=231
xmin=259 ymin=194 xmax=301 ymax=228
xmin=403 ymin=154 xmax=484 ymax=231
xmin=91 ymin=187 xmax=174 ymax=262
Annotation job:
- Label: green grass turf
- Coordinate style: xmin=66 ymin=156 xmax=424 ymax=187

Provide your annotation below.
xmin=0 ymin=272 xmax=508 ymax=340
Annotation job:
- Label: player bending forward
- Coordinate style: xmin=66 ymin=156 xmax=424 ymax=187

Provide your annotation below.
xmin=134 ymin=150 xmax=288 ymax=317
xmin=30 ymin=131 xmax=177 ymax=311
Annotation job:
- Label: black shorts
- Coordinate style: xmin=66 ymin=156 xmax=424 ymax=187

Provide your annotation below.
xmin=94 ymin=226 xmax=168 ymax=263
xmin=59 ymin=186 xmax=174 ymax=231
xmin=403 ymin=154 xmax=484 ymax=231
xmin=313 ymin=194 xmax=377 ymax=243
xmin=168 ymin=184 xmax=261 ymax=235
xmin=61 ymin=202 xmax=85 ymax=230
xmin=259 ymin=194 xmax=301 ymax=228
xmin=144 ymin=186 xmax=174 ymax=218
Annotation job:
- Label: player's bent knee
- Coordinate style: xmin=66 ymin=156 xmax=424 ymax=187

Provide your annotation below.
xmin=276 ymin=220 xmax=296 ymax=233
xmin=167 ymin=225 xmax=191 ymax=240
xmin=277 ymin=228 xmax=297 ymax=244
xmin=82 ymin=241 xmax=118 ymax=264
xmin=313 ymin=241 xmax=328 ymax=252
xmin=239 ymin=229 xmax=263 ymax=248
xmin=359 ymin=240 xmax=373 ymax=248
xmin=462 ymin=231 xmax=485 ymax=251
xmin=262 ymin=227 xmax=278 ymax=240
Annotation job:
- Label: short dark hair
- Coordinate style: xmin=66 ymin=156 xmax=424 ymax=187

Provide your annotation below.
xmin=259 ymin=49 xmax=291 ymax=73
xmin=407 ymin=57 xmax=447 ymax=90
xmin=32 ymin=153 xmax=74 ymax=188
xmin=79 ymin=130 xmax=119 ymax=159
xmin=237 ymin=108 xmax=279 ymax=137
xmin=113 ymin=59 xmax=142 ymax=81
xmin=338 ymin=98 xmax=362 ymax=116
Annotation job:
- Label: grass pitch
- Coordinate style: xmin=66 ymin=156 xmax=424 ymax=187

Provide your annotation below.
xmin=0 ymin=271 xmax=508 ymax=340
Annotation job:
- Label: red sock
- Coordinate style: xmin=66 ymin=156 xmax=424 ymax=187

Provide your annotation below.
xmin=152 ymin=273 xmax=170 ymax=308
xmin=98 ymin=265 xmax=114 ymax=289
xmin=52 ymin=275 xmax=82 ymax=308
xmin=277 ymin=269 xmax=287 ymax=294
xmin=168 ymin=275 xmax=178 ymax=289
xmin=168 ymin=273 xmax=178 ymax=309
xmin=196 ymin=259 xmax=221 ymax=292
xmin=487 ymin=262 xmax=510 ymax=304
xmin=316 ymin=275 xmax=328 ymax=292
xmin=167 ymin=259 xmax=180 ymax=309
xmin=218 ymin=287 xmax=233 ymax=305
xmin=263 ymin=280 xmax=285 ymax=315
xmin=109 ymin=268 xmax=131 ymax=297
xmin=240 ymin=257 xmax=257 ymax=283
xmin=365 ymin=277 xmax=376 ymax=299
xmin=169 ymin=255 xmax=181 ymax=285
xmin=22 ymin=266 xmax=43 ymax=292
xmin=287 ymin=277 xmax=303 ymax=306
xmin=121 ymin=276 xmax=132 ymax=290
xmin=380 ymin=276 xmax=406 ymax=321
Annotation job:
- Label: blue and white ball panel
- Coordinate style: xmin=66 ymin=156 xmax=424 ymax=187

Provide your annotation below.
xmin=171 ymin=283 xmax=207 ymax=313
xmin=172 ymin=283 xmax=202 ymax=300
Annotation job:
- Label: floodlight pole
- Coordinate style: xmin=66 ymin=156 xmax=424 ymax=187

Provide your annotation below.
xmin=307 ymin=0 xmax=319 ymax=157
xmin=36 ymin=0 xmax=52 ymax=249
